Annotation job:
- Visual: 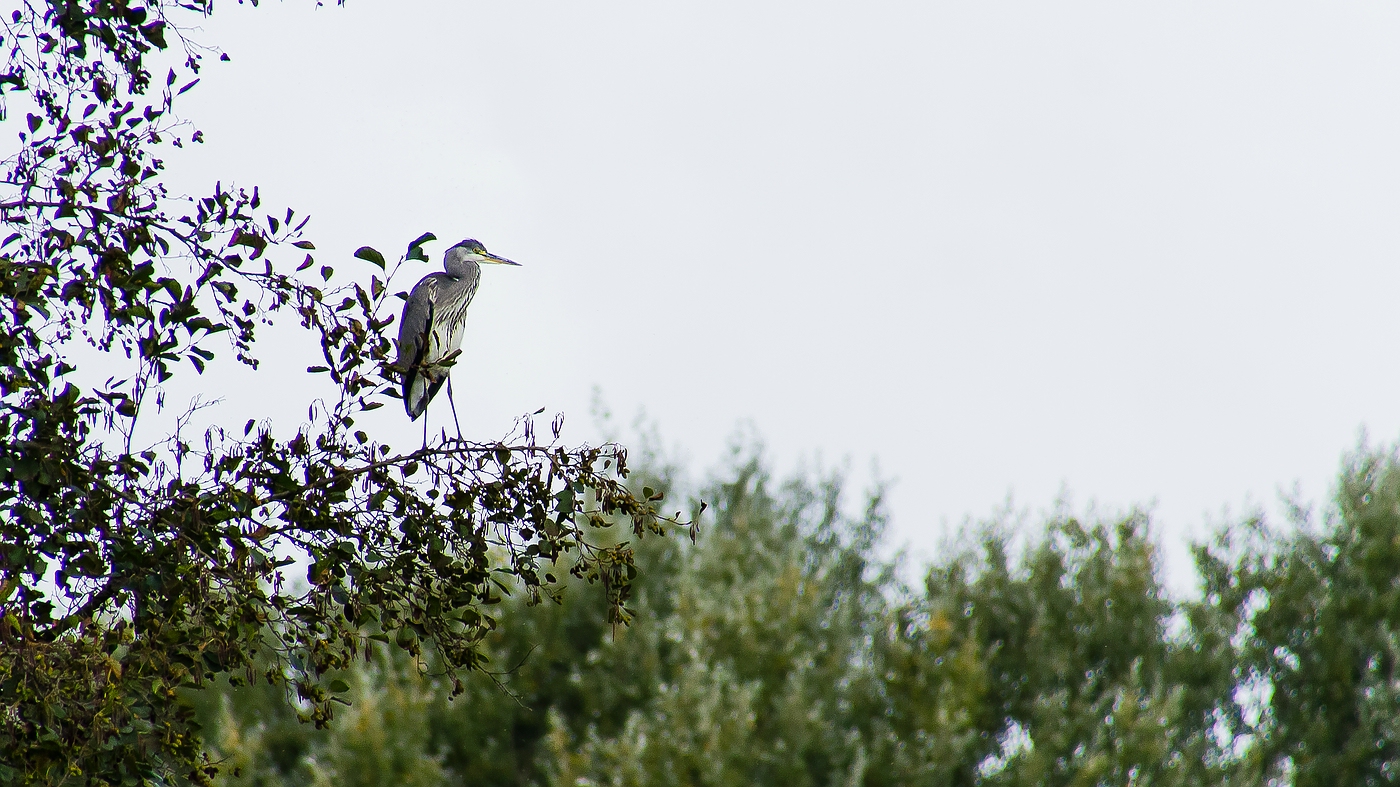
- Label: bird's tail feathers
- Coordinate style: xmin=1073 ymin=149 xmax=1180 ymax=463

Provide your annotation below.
xmin=404 ymin=369 xmax=429 ymax=420
xmin=403 ymin=368 xmax=449 ymax=421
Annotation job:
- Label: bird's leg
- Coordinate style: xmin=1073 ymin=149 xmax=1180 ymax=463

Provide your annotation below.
xmin=447 ymin=375 xmax=463 ymax=440
xmin=422 ymin=408 xmax=429 ymax=450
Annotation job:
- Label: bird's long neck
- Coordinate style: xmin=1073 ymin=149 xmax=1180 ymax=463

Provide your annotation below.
xmin=444 ymin=258 xmax=479 ymax=279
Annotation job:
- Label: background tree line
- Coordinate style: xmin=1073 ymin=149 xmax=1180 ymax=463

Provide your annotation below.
xmin=193 ymin=437 xmax=1400 ymax=787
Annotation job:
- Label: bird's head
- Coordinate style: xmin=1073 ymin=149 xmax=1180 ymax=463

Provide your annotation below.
xmin=444 ymin=238 xmax=520 ymax=276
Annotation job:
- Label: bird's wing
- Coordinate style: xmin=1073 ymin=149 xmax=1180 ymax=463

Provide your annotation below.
xmin=396 ymin=277 xmax=436 ymax=369
xmin=406 ymin=304 xmax=456 ymax=420
xmin=399 ymin=277 xmax=442 ymax=419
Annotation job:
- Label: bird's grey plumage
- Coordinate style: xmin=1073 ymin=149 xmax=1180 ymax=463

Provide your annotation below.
xmin=395 ymin=238 xmax=519 ymax=422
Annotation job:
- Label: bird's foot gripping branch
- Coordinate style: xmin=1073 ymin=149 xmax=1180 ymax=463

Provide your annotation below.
xmin=0 ymin=2 xmax=690 ymax=783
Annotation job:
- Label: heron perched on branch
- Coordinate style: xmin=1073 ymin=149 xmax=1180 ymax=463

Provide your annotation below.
xmin=395 ymin=238 xmax=520 ymax=442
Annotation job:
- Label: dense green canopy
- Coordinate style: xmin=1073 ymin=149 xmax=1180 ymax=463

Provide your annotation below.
xmin=195 ymin=443 xmax=1400 ymax=787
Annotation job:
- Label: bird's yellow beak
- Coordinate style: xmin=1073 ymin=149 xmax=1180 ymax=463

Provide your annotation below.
xmin=482 ymin=252 xmax=521 ymax=266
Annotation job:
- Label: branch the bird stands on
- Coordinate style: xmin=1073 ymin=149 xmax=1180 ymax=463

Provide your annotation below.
xmin=0 ymin=2 xmax=688 ymax=783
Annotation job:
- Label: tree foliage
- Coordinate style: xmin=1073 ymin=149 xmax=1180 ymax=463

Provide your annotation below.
xmin=195 ymin=441 xmax=1400 ymax=786
xmin=0 ymin=3 xmax=681 ymax=783
xmin=1198 ymin=446 xmax=1400 ymax=787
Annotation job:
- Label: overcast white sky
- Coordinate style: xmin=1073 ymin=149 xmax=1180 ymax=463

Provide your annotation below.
xmin=163 ymin=2 xmax=1400 ymax=592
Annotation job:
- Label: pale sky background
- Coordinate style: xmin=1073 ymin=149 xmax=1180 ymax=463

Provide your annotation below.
xmin=158 ymin=2 xmax=1400 ymax=594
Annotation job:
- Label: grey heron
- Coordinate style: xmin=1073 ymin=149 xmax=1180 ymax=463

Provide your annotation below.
xmin=395 ymin=238 xmax=520 ymax=441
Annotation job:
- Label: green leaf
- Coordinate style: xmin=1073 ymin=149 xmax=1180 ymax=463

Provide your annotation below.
xmin=354 ymin=246 xmax=386 ymax=268
xmin=406 ymin=232 xmax=436 ymax=262
xmin=229 ymin=230 xmax=267 ymax=259
xmin=328 ymin=679 xmax=350 ymax=693
xmin=140 ymin=21 xmax=166 ymax=48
